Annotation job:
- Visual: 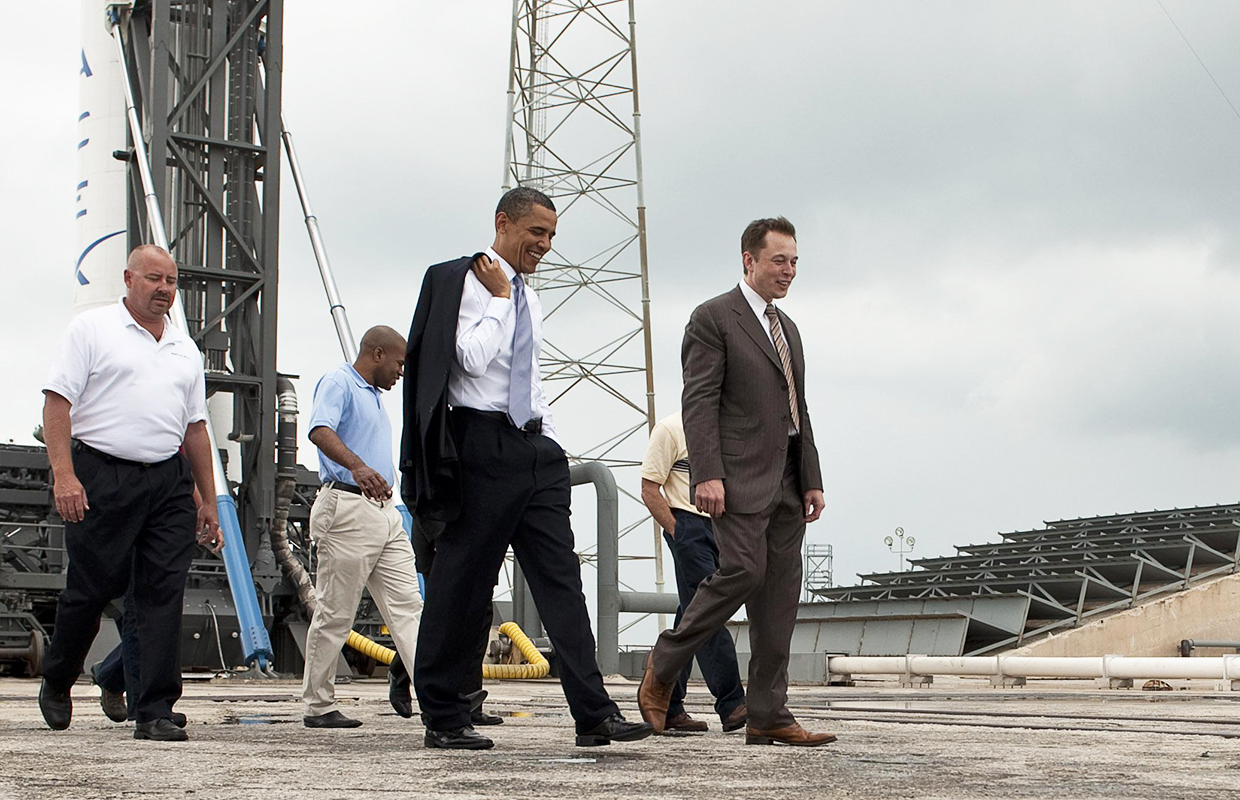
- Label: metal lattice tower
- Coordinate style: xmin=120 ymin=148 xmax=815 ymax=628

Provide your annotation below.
xmin=803 ymin=543 xmax=834 ymax=602
xmin=503 ymin=1 xmax=664 ymax=613
xmin=122 ymin=0 xmax=283 ymax=575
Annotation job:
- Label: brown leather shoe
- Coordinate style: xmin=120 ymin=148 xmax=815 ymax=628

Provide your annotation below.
xmin=636 ymin=652 xmax=673 ymax=734
xmin=663 ymin=712 xmax=708 ymax=733
xmin=721 ymin=703 xmax=747 ymax=732
xmin=745 ymin=722 xmax=837 ymax=747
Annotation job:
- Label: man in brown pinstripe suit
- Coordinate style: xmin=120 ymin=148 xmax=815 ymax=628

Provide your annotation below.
xmin=638 ymin=217 xmax=835 ymax=747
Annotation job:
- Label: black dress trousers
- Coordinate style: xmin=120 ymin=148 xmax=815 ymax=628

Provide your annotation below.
xmin=41 ymin=446 xmax=197 ymax=723
xmin=413 ymin=410 xmax=618 ymax=732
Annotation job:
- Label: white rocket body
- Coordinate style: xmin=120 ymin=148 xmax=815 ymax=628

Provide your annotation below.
xmin=74 ymin=1 xmax=129 ymax=314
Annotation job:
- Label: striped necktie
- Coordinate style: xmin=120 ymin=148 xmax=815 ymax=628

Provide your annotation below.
xmin=764 ymin=303 xmax=800 ymax=433
xmin=508 ymin=274 xmax=534 ymax=428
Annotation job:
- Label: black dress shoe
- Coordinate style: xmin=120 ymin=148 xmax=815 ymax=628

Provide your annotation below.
xmin=424 ymin=725 xmax=494 ymax=750
xmin=39 ymin=679 xmax=72 ymax=731
xmin=388 ymin=655 xmax=413 ymax=718
xmin=575 ymin=713 xmax=655 ymax=747
xmin=303 ymin=710 xmax=363 ymax=729
xmin=471 ymin=707 xmax=504 ymax=726
xmin=171 ymin=712 xmax=188 ymax=728
xmin=134 ymin=718 xmax=189 ymax=742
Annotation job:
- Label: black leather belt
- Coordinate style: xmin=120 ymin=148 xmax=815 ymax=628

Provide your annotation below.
xmin=323 ymin=480 xmax=363 ymax=496
xmin=452 ymin=407 xmax=543 ymax=435
xmin=72 ymin=439 xmax=171 ymax=469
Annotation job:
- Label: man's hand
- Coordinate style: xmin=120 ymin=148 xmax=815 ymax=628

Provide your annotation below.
xmin=351 ymin=464 xmax=393 ymax=501
xmin=804 ymin=489 xmax=825 ymax=523
xmin=53 ymin=471 xmax=89 ymax=523
xmin=196 ymin=503 xmax=224 ymax=553
xmin=472 ymin=254 xmax=511 ymax=299
xmin=694 ymin=479 xmax=726 ymax=518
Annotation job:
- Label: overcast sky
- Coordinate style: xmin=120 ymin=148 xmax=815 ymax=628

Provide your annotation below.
xmin=3 ymin=2 xmax=1238 ymax=636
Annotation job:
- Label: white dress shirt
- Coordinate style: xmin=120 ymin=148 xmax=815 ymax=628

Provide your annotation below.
xmin=449 ymin=247 xmax=558 ymax=443
xmin=738 ymin=280 xmax=797 ymax=435
xmin=738 ymin=279 xmax=777 ymax=348
xmin=43 ymin=298 xmax=208 ymax=462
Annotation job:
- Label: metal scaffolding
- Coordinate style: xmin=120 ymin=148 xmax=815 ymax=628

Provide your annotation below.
xmin=121 ymin=0 xmax=283 ymax=595
xmin=803 ymin=543 xmax=834 ymax=602
xmin=502 ymin=0 xmax=664 ymax=614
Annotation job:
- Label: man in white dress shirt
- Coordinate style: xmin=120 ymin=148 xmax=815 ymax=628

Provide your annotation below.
xmin=407 ymin=187 xmax=653 ymax=750
xmin=39 ymin=245 xmax=221 ymax=742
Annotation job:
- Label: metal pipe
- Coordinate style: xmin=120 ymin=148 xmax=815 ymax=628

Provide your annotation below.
xmin=626 ymin=0 xmax=666 ymax=632
xmin=279 ymin=117 xmax=356 ymax=362
xmin=1180 ymin=639 xmax=1240 ymax=657
xmin=575 ymin=461 xmax=620 ymax=675
xmin=111 ymin=14 xmax=273 ymax=670
xmin=828 ymin=654 xmax=1240 ymax=682
xmin=619 ymin=591 xmax=679 ymax=615
xmin=269 ymin=375 xmax=314 ymax=615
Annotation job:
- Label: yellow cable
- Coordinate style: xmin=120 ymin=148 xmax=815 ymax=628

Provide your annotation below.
xmin=343 ymin=622 xmax=549 ymax=679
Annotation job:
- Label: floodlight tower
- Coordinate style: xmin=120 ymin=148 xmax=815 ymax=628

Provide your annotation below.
xmin=502 ymin=1 xmax=664 ymax=608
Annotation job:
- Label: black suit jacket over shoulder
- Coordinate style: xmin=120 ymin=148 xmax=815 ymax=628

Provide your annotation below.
xmin=399 ymin=255 xmax=478 ymax=525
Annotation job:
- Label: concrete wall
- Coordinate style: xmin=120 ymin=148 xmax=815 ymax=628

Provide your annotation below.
xmin=1009 ymin=571 xmax=1240 ymax=657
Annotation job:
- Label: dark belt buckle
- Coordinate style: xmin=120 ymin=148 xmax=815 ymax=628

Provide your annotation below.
xmin=521 ymin=418 xmax=543 ymax=435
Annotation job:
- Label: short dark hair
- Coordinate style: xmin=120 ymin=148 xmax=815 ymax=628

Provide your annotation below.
xmin=740 ymin=217 xmax=796 ymax=261
xmin=496 ymin=186 xmax=556 ymax=221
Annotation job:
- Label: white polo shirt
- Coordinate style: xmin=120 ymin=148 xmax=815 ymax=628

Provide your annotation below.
xmin=44 ymin=298 xmax=207 ymax=462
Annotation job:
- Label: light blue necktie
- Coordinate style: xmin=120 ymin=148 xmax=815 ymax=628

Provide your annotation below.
xmin=508 ymin=274 xmax=534 ymax=428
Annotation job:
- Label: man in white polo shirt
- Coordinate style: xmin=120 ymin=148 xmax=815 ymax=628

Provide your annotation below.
xmin=39 ymin=244 xmax=221 ymax=742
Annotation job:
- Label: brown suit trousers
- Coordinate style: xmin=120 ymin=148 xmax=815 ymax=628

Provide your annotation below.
xmin=651 ymin=285 xmax=821 ymax=730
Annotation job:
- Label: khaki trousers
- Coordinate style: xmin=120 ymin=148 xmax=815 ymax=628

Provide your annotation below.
xmin=302 ymin=486 xmax=423 ymax=716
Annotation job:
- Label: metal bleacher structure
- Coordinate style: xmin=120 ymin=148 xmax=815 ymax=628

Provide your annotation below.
xmin=781 ymin=504 xmax=1240 ymax=660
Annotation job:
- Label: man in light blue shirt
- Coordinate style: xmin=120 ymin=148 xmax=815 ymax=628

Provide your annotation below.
xmin=301 ymin=326 xmax=423 ymax=728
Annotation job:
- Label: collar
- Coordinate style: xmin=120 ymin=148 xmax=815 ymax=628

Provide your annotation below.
xmin=738 ymin=280 xmax=774 ymax=318
xmin=116 ymin=296 xmax=172 ymax=337
xmin=343 ymin=363 xmax=378 ymax=392
xmin=485 ymin=247 xmax=519 ymax=282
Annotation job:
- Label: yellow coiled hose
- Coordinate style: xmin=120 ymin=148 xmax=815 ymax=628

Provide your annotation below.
xmin=486 ymin=621 xmax=551 ymax=679
xmin=345 ymin=621 xmax=549 ymax=679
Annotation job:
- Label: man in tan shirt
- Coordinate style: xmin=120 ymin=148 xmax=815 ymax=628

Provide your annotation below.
xmin=641 ymin=411 xmax=746 ymax=733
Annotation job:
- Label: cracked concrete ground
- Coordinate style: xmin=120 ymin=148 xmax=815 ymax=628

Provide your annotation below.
xmin=2 ymin=675 xmax=1240 ymax=799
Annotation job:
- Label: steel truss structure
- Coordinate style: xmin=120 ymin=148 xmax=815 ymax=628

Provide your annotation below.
xmin=503 ymin=0 xmax=663 ymax=604
xmin=121 ymin=0 xmax=283 ymax=573
xmin=803 ymin=543 xmax=833 ymax=602
xmin=816 ymin=504 xmax=1240 ymax=655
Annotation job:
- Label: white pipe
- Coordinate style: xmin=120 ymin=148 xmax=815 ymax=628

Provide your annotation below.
xmin=828 ymin=655 xmax=1240 ymax=682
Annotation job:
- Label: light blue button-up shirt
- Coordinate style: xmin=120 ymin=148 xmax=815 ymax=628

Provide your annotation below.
xmin=307 ymin=363 xmax=395 ymax=487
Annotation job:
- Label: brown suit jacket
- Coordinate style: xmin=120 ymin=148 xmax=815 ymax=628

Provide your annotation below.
xmin=681 ymin=285 xmax=822 ymax=514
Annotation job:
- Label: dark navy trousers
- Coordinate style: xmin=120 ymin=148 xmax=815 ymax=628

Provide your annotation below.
xmin=92 ymin=587 xmax=141 ymax=719
xmin=41 ymin=446 xmax=196 ymax=723
xmin=664 ymin=509 xmax=746 ymax=721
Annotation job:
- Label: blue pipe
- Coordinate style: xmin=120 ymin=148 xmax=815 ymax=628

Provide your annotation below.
xmin=397 ymin=503 xmax=428 ymax=599
xmin=217 ymin=494 xmax=274 ymax=670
